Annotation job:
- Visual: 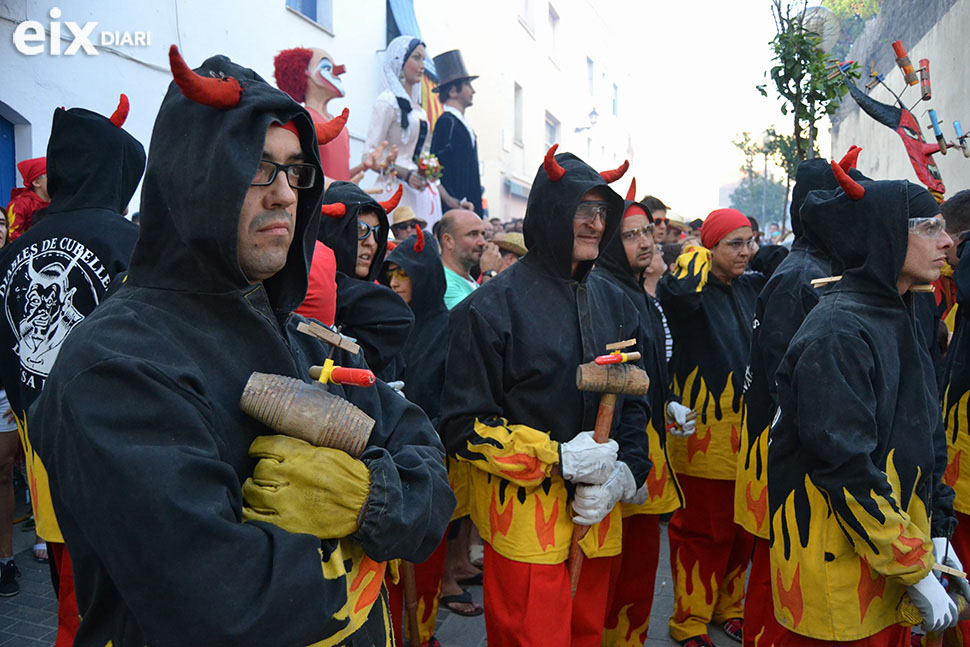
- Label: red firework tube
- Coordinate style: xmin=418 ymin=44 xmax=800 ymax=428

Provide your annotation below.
xmin=892 ymin=41 xmax=919 ymax=86
xmin=593 ymin=351 xmax=641 ymax=365
xmin=330 ymin=367 xmax=376 ymax=387
xmin=919 ymin=59 xmax=931 ymax=100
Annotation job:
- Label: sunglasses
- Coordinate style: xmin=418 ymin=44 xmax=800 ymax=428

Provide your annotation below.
xmin=358 ymin=221 xmax=381 ymax=240
xmin=392 ymin=221 xmax=418 ymax=233
xmin=387 ymin=267 xmax=410 ymax=281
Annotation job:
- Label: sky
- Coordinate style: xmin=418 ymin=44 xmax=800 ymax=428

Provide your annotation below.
xmin=598 ymin=1 xmax=818 ymax=221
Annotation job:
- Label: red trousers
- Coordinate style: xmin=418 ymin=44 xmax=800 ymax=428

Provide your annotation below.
xmin=603 ymin=514 xmax=661 ymax=646
xmin=743 ymin=536 xmax=788 ymax=647
xmin=386 ymin=535 xmax=448 ymax=647
xmin=776 ymin=624 xmax=911 ymax=646
xmin=668 ymin=475 xmax=753 ymax=641
xmin=482 ymin=541 xmax=617 ymax=647
xmin=48 ymin=542 xmax=79 ymax=647
xmin=947 ymin=510 xmax=970 ymax=646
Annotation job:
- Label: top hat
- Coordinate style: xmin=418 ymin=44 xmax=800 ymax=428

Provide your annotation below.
xmin=432 ymin=50 xmax=478 ymax=92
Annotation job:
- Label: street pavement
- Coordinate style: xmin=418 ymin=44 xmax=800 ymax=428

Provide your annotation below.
xmin=2 ymin=514 xmax=741 ymax=647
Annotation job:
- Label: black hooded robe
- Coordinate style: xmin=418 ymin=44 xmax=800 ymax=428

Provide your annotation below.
xmin=439 ymin=152 xmax=651 ymax=566
xmin=0 ymin=106 xmax=144 ymax=545
xmin=589 ymin=215 xmax=682 ymax=515
xmin=318 ymin=181 xmax=413 ymax=382
xmin=768 ymin=180 xmax=954 ymax=640
xmin=28 ymin=55 xmax=453 ymax=647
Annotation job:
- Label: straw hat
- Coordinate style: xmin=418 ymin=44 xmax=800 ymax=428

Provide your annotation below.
xmin=391 ymin=206 xmax=427 ymax=229
xmin=495 ymin=232 xmax=527 ymax=257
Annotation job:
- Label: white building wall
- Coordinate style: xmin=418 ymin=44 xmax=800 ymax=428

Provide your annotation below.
xmin=1 ymin=0 xmax=390 ymax=209
xmin=832 ymin=0 xmax=970 ymax=196
xmin=414 ymin=0 xmax=633 ymax=222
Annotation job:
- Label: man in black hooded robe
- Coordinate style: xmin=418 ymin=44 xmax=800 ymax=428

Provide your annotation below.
xmin=0 ymin=96 xmax=143 ymax=641
xmin=768 ymin=167 xmax=963 ymax=643
xmin=439 ymin=146 xmax=651 ymax=647
xmin=27 ymin=47 xmax=453 ymax=647
xmin=588 ymin=180 xmax=687 ymax=646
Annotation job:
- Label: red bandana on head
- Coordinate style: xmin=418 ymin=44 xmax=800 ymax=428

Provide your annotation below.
xmin=700 ymin=208 xmax=751 ymax=249
xmin=17 ymin=157 xmax=46 ymax=187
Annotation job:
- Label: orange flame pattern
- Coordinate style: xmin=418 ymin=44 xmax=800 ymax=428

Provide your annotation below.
xmin=735 ymin=415 xmax=771 ymax=539
xmin=856 ymin=559 xmax=886 ymax=623
xmin=622 ymin=421 xmax=682 ymax=517
xmin=316 ymin=539 xmax=388 ymax=645
xmin=943 ymin=386 xmax=970 ymax=513
xmin=534 ymin=495 xmax=559 ymax=551
xmin=774 ymin=564 xmax=804 ymax=628
xmin=770 ymin=453 xmax=934 ymax=640
xmin=668 ymin=369 xmax=744 ymax=479
xmin=463 ymin=420 xmax=621 ymax=563
xmin=14 ymin=414 xmax=63 ymax=542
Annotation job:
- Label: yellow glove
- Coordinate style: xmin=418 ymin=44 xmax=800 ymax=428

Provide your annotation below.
xmin=673 ymin=244 xmax=712 ymax=292
xmin=242 ymin=435 xmax=371 ymax=540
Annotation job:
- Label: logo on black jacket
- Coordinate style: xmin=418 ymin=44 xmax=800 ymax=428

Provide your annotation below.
xmin=1 ymin=237 xmax=109 ymax=389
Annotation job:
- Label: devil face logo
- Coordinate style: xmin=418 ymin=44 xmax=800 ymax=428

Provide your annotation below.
xmin=1 ymin=240 xmax=106 ymax=388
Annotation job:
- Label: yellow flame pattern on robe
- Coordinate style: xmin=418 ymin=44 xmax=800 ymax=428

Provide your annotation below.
xmin=14 ymin=412 xmax=63 ymax=542
xmin=769 ymin=452 xmax=932 ymax=641
xmin=735 ymin=413 xmax=771 ymax=539
xmin=461 ymin=418 xmax=621 ymax=563
xmin=944 ymin=385 xmax=970 ymax=514
xmin=668 ymin=368 xmax=742 ymax=480
xmin=621 ymin=420 xmax=681 ymax=517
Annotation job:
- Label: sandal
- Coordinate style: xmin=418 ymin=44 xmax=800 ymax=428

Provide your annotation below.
xmin=33 ymin=543 xmax=48 ymax=564
xmin=722 ymin=618 xmax=743 ymax=643
xmin=439 ymin=590 xmax=483 ymax=617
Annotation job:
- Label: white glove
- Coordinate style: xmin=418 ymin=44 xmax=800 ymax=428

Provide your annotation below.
xmin=386 ymin=380 xmax=408 ymax=399
xmin=560 ymin=431 xmax=618 ymax=484
xmin=907 ymin=572 xmax=959 ymax=632
xmin=666 ymin=402 xmax=697 ymax=437
xmin=933 ymin=537 xmax=970 ymax=601
xmin=571 ymin=462 xmax=637 ymax=526
xmin=625 ymin=482 xmax=650 ymax=506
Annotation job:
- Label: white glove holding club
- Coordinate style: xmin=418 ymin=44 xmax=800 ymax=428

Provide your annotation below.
xmin=571 ymin=462 xmax=637 ymax=526
xmin=666 ymin=402 xmax=696 ymax=437
xmin=560 ymin=431 xmax=618 ymax=484
xmin=907 ymin=571 xmax=959 ymax=632
xmin=933 ymin=537 xmax=970 ymax=601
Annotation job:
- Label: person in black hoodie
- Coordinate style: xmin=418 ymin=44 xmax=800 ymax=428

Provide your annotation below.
xmin=941 ymin=231 xmax=970 ymax=645
xmin=768 ymin=165 xmax=963 ymax=643
xmin=588 ymin=178 xmax=687 ymax=646
xmin=27 ymin=47 xmax=453 ymax=647
xmin=0 ymin=95 xmax=143 ymax=642
xmin=439 ymin=145 xmax=651 ymax=647
xmin=736 ymin=147 xmax=867 ymax=647
xmin=316 ymin=181 xmax=413 ymax=382
xmin=660 ymin=208 xmax=765 ymax=647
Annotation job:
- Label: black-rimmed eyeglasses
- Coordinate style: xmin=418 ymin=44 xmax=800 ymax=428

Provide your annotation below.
xmin=251 ymin=160 xmax=318 ymax=189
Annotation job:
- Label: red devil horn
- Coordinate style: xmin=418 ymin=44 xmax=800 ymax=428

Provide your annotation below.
xmin=110 ymin=94 xmax=129 ymax=127
xmin=544 ymin=144 xmax=566 ymax=182
xmin=838 ymin=145 xmax=862 ymax=172
xmin=830 ymin=160 xmax=865 ymax=200
xmin=625 ymin=178 xmax=637 ymax=201
xmin=600 ymin=160 xmax=630 ymax=184
xmin=320 ymin=202 xmax=348 ymax=218
xmin=380 ymin=184 xmax=404 ymax=213
xmin=332 ymin=63 xmax=346 ymax=76
xmin=315 ymin=107 xmax=349 ymax=145
xmin=414 ymin=225 xmax=425 ymax=252
xmin=169 ymin=45 xmax=243 ymax=110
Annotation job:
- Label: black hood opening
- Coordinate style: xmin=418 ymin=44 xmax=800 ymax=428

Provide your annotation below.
xmin=318 ymin=181 xmax=390 ymax=283
xmin=127 ymin=54 xmax=324 ymax=317
xmin=522 ymin=152 xmax=624 ymax=282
